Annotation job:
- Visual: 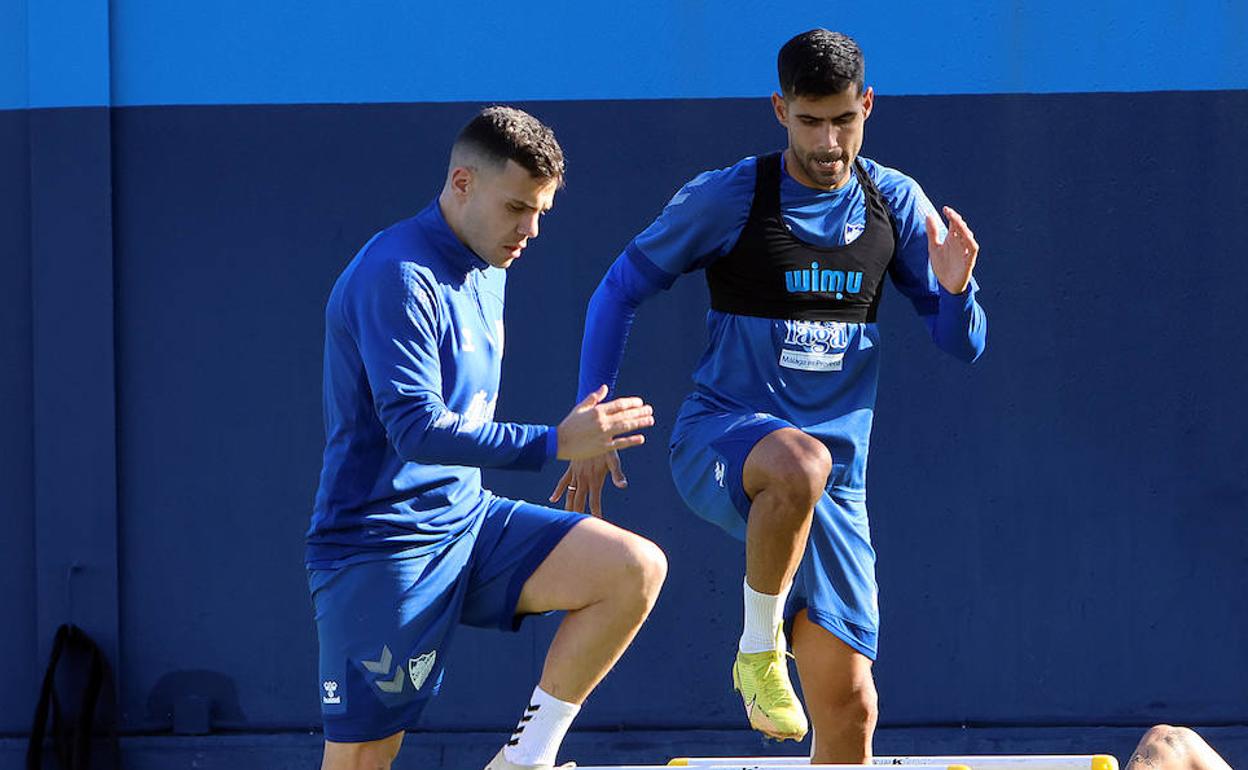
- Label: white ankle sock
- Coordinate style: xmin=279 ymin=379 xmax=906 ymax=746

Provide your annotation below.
xmin=739 ymin=577 xmax=787 ymax=654
xmin=503 ymin=686 xmax=580 ymax=767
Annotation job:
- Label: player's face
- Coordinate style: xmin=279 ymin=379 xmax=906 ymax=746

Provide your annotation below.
xmin=461 ymin=160 xmax=558 ymax=269
xmin=773 ymin=85 xmax=874 ymax=190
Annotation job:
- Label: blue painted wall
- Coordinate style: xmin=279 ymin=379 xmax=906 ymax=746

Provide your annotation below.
xmin=0 ymin=1 xmax=27 ymax=109
xmin=106 ymin=1 xmax=1248 ymax=104
xmin=27 ymin=91 xmax=1246 ymax=736
xmin=4 ymin=2 xmax=1248 ymax=767
xmin=3 ymin=1 xmax=1248 ymax=108
xmin=0 ymin=110 xmax=36 ymax=738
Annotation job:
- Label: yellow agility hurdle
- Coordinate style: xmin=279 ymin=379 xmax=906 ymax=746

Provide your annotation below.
xmin=573 ymin=765 xmax=970 ymax=770
xmin=666 ymin=756 xmax=1118 ymax=770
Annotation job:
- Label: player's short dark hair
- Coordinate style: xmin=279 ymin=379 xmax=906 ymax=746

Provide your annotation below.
xmin=453 ymin=106 xmax=565 ymax=184
xmin=777 ymin=29 xmax=865 ymax=99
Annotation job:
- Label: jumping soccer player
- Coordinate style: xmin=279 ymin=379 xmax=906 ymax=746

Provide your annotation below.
xmin=308 ymin=106 xmax=667 ymax=770
xmin=551 ymin=30 xmax=986 ymax=763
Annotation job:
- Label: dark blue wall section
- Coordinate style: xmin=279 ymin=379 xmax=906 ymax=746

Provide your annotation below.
xmin=27 ymin=106 xmax=121 ymax=729
xmin=109 ymin=103 xmax=462 ymax=730
xmin=89 ymin=92 xmax=1248 ymax=744
xmin=864 ymin=91 xmax=1248 ymax=726
xmin=0 ymin=110 xmax=36 ymax=736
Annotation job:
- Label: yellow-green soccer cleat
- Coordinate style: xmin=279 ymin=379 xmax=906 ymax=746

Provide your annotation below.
xmin=731 ymin=637 xmax=809 ymax=741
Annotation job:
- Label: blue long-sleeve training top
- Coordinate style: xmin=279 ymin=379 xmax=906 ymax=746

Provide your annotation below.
xmin=307 ymin=200 xmax=557 ymax=569
xmin=577 ymin=154 xmax=987 ymax=497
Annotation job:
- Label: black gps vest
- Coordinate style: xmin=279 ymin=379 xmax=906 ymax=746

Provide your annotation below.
xmin=706 ymin=152 xmax=897 ymax=322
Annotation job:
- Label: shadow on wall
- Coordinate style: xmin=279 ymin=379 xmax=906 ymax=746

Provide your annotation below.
xmin=146 ymin=670 xmax=245 ymax=734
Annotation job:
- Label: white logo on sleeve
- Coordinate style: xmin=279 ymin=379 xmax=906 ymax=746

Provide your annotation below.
xmin=322 ymin=680 xmax=341 ymax=704
xmin=460 ymin=390 xmax=498 ymax=430
xmin=409 ymin=651 xmax=437 ymax=690
xmin=714 ymin=460 xmax=726 ymax=488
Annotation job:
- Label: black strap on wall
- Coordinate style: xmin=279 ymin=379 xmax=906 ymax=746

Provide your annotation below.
xmin=27 ymin=624 xmax=118 ymax=770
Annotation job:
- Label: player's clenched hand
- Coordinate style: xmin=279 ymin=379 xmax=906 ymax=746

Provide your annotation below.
xmin=555 ymin=385 xmax=653 ymax=461
xmin=548 ymin=451 xmax=628 ymax=518
xmin=927 ymin=205 xmax=979 ymax=295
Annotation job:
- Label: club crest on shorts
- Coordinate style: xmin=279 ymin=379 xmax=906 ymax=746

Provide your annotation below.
xmin=408 ymin=651 xmax=436 ymax=690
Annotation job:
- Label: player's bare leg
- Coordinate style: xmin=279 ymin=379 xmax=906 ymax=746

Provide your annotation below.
xmin=518 ymin=516 xmax=666 ymax=700
xmin=738 ymin=426 xmax=828 ymax=594
xmin=730 ymin=428 xmax=831 ymax=740
xmin=1127 ymin=725 xmax=1232 ymax=770
xmin=743 ymin=428 xmax=829 ymax=595
xmin=791 ymin=609 xmax=877 ymax=763
xmin=485 ymin=516 xmax=667 ymax=769
xmin=321 ymin=730 xmax=404 ymax=770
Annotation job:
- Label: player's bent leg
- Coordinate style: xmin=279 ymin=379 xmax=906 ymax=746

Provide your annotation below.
xmin=730 ymin=428 xmax=829 ymax=741
xmin=791 ymin=609 xmax=877 ymax=764
xmin=1127 ymin=725 xmax=1232 ymax=770
xmin=742 ymin=428 xmax=831 ymax=594
xmin=515 ymin=515 xmax=668 ymax=703
xmin=321 ymin=731 xmax=405 ymax=770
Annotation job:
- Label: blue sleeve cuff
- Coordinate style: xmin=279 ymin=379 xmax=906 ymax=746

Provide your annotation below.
xmin=544 ymin=427 xmax=559 ymax=463
xmin=507 ymin=426 xmax=556 ymax=472
xmin=931 ymin=277 xmax=986 ymax=363
xmin=937 ymin=282 xmax=977 ymax=314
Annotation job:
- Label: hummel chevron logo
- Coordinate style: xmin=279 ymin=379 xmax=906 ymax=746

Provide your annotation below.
xmin=362 ymin=645 xmax=392 ymax=674
xmin=362 ymin=645 xmax=405 ymax=694
xmin=375 ymin=666 xmax=405 ymax=693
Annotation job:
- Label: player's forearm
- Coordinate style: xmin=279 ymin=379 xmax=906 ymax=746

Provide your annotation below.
xmin=577 ymin=281 xmax=636 ymax=401
xmin=576 ymin=249 xmax=667 ymax=400
xmin=929 ymin=283 xmax=987 ymax=363
xmin=390 ymin=406 xmax=554 ymax=471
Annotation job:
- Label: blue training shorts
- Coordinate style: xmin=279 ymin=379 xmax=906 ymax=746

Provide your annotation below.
xmin=308 ymin=495 xmax=586 ymax=742
xmin=669 ymin=401 xmax=879 ymax=659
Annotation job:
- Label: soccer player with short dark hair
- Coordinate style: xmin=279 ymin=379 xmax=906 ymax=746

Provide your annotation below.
xmin=308 ymin=106 xmax=667 ymax=770
xmin=553 ymin=30 xmax=987 ymax=762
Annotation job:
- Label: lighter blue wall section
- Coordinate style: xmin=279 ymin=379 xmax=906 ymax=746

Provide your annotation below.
xmin=3 ymin=0 xmax=1246 ymax=109
xmin=0 ymin=0 xmax=28 ymax=109
xmin=26 ymin=0 xmax=111 ymax=108
xmin=106 ymin=0 xmax=1248 ymax=104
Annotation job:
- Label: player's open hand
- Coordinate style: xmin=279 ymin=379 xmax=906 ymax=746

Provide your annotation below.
xmin=926 ymin=205 xmax=979 ymax=295
xmin=549 ymin=451 xmax=628 ymax=517
xmin=555 ymin=385 xmax=653 ymax=461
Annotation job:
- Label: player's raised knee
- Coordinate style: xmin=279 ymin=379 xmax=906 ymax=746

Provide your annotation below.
xmin=619 ymin=533 xmax=668 ymax=604
xmin=594 ymin=529 xmax=667 ymax=613
xmin=749 ymin=430 xmax=832 ymax=507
